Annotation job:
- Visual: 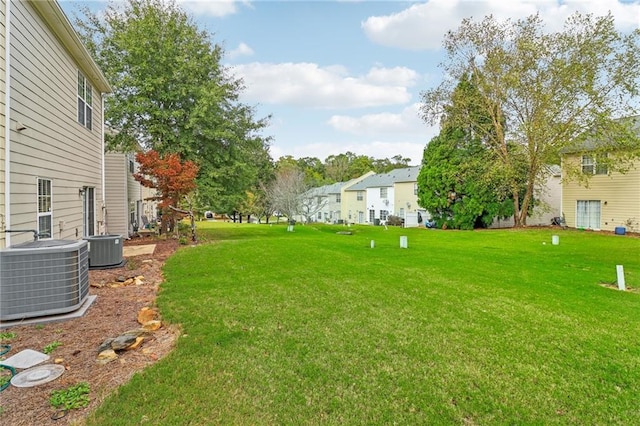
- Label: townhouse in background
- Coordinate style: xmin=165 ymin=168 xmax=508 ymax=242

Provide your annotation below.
xmin=0 ymin=0 xmax=111 ymax=249
xmin=490 ymin=165 xmax=562 ymax=228
xmin=562 ymin=150 xmax=640 ymax=233
xmin=342 ymin=167 xmax=426 ymax=227
xmin=105 ymin=151 xmax=158 ymax=238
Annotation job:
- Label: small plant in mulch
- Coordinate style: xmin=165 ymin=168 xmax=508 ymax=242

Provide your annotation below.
xmin=50 ymin=382 xmax=90 ymax=412
xmin=0 ymin=365 xmax=14 ymax=390
xmin=0 ymin=332 xmax=16 ymax=341
xmin=126 ymin=258 xmax=139 ymax=270
xmin=43 ymin=341 xmax=62 ymax=355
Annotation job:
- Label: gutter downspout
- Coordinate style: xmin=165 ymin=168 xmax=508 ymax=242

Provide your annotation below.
xmin=4 ymin=0 xmax=11 ymax=247
xmin=101 ymin=94 xmax=106 ymax=234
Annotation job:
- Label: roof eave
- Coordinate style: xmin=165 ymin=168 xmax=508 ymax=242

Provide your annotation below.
xmin=29 ymin=0 xmax=112 ymax=93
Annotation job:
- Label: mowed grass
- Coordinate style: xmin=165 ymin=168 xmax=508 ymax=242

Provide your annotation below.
xmin=88 ymin=223 xmax=640 ymax=425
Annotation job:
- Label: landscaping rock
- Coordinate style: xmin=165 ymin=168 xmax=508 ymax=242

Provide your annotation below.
xmin=137 ymin=307 xmax=158 ymax=324
xmin=124 ymin=336 xmax=145 ymax=351
xmin=97 ymin=338 xmax=115 ymax=353
xmin=111 ymin=333 xmax=141 ymax=350
xmin=97 ymin=349 xmax=118 ymax=364
xmin=142 ymin=320 xmax=162 ymax=331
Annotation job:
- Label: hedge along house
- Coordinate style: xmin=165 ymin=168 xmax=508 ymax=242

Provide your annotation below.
xmin=0 ymin=0 xmax=111 ymax=249
xmin=561 ymin=118 xmax=640 ymax=232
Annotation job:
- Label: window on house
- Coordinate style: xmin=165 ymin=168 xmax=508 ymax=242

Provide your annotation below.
xmin=357 ymin=191 xmax=363 ymax=201
xmin=336 ymin=194 xmax=341 ymax=203
xmin=77 ymin=71 xmax=93 ymax=130
xmin=37 ymin=178 xmax=52 ymax=238
xmin=414 ymin=183 xmax=418 ymax=195
xmin=380 ymin=187 xmax=388 ymax=198
xmin=129 ymin=159 xmax=135 ymax=174
xmin=380 ymin=210 xmax=389 ymax=221
xmin=581 ymin=155 xmax=607 ymax=175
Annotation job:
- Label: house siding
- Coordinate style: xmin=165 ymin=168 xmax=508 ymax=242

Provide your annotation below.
xmin=0 ymin=1 xmax=109 ymax=248
xmin=341 ymin=189 xmax=367 ymax=224
xmin=367 ymin=186 xmax=394 ymax=222
xmin=562 ymin=155 xmax=640 ymax=232
xmin=105 ymin=152 xmax=128 ymax=237
xmin=393 ymin=181 xmax=419 ymax=216
xmin=341 ymin=172 xmax=374 ymax=224
xmin=0 ymin=5 xmax=5 ymax=245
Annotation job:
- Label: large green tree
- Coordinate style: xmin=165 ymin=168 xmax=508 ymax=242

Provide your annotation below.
xmin=418 ymin=128 xmax=515 ymax=230
xmin=422 ymin=12 xmax=640 ymax=226
xmin=75 ymin=0 xmax=272 ymax=213
xmin=418 ymin=75 xmax=517 ymax=229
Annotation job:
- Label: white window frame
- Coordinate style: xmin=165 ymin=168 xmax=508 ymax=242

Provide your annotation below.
xmin=37 ymin=178 xmax=52 ymax=239
xmin=357 ymin=191 xmax=363 ymax=201
xmin=78 ymin=71 xmax=93 ymax=130
xmin=581 ymin=154 xmax=607 ymax=175
xmin=336 ymin=193 xmax=341 ymax=203
xmin=380 ymin=187 xmax=388 ymax=199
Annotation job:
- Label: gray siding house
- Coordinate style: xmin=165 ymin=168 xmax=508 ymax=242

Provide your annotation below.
xmin=0 ymin=0 xmax=111 ymax=248
xmin=105 ymin=151 xmax=158 ymax=237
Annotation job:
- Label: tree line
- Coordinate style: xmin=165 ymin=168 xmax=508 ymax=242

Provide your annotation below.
xmin=75 ymin=0 xmax=640 ymax=235
xmin=74 ymin=0 xmax=414 ymax=232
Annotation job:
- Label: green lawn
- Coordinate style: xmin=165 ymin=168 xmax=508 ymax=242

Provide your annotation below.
xmin=88 ymin=223 xmax=640 ymax=425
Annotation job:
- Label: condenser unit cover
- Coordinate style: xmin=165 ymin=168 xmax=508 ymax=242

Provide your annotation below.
xmin=0 ymin=240 xmax=89 ymax=321
xmin=84 ymin=235 xmax=123 ymax=268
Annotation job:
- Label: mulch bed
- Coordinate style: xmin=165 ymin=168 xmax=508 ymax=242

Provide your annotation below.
xmin=0 ymin=237 xmax=180 ymax=426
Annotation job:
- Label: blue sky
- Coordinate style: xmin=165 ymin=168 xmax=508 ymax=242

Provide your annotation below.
xmin=61 ymin=1 xmax=640 ymax=165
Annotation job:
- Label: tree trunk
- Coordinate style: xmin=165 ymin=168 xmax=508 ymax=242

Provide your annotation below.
xmin=511 ymin=186 xmax=523 ymax=227
xmin=190 ymin=213 xmax=196 ymax=243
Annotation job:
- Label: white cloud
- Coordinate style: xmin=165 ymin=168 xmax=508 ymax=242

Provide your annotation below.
xmin=230 ymin=63 xmax=415 ymax=108
xmin=227 ymin=42 xmax=254 ymax=60
xmin=364 ymin=66 xmax=420 ymax=87
xmin=327 ymin=103 xmax=427 ymax=136
xmin=177 ymin=0 xmax=249 ymax=17
xmin=362 ymin=0 xmax=640 ymax=51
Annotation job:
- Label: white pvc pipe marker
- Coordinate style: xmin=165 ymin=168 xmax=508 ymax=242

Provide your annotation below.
xmin=616 ymin=265 xmax=626 ymax=291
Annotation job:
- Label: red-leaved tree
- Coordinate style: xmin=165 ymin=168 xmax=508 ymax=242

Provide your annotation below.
xmin=134 ymin=150 xmax=199 ymax=241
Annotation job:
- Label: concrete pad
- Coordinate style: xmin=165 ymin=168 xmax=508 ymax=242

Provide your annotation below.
xmin=123 ymin=244 xmax=156 ymax=257
xmin=2 ymin=349 xmax=50 ymax=369
xmin=0 ymin=295 xmax=97 ymax=330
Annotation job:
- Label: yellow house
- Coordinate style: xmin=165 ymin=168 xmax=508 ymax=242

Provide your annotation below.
xmin=562 ymin=153 xmax=640 ymax=232
xmin=340 ymin=171 xmax=375 ymax=224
